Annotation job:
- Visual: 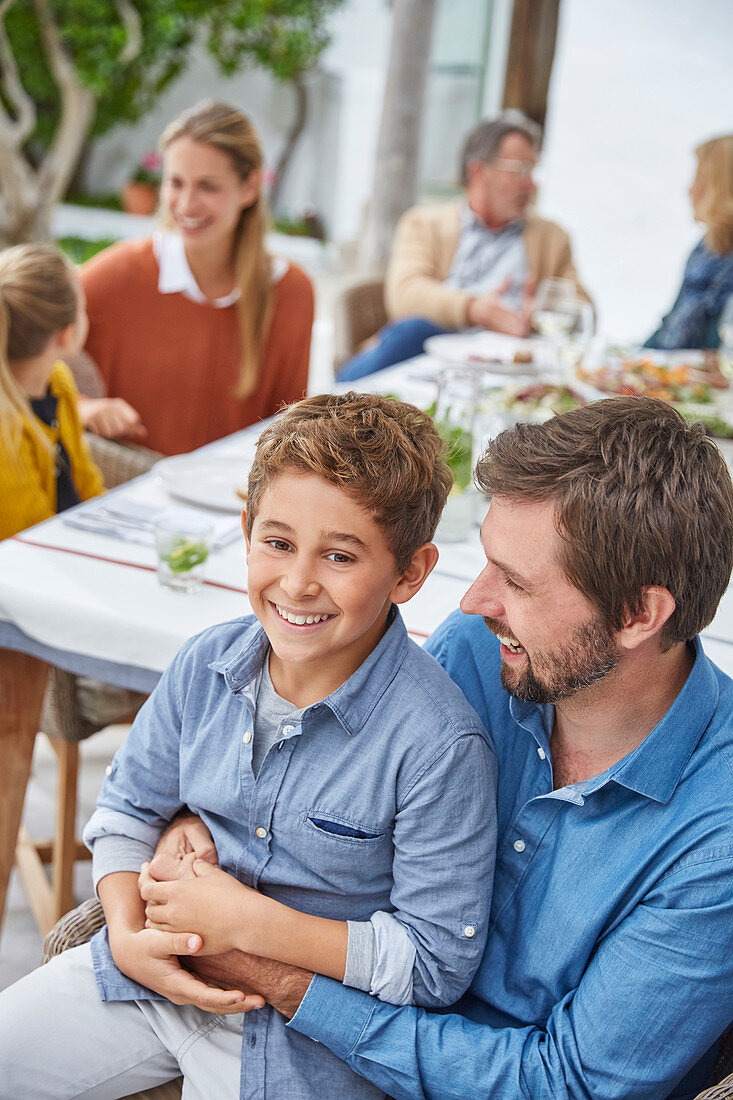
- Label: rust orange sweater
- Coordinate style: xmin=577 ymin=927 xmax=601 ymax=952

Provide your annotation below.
xmin=81 ymin=239 xmax=314 ymax=456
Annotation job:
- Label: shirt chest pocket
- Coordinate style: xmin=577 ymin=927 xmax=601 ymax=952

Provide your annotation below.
xmin=303 ymin=808 xmax=390 ymax=842
xmin=299 ymin=808 xmax=394 ymax=897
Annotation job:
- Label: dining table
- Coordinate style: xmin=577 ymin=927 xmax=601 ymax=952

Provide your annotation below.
xmin=2 ymin=350 xmax=733 ymax=936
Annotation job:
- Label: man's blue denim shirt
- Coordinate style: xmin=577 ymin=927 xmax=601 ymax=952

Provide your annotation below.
xmin=291 ymin=611 xmax=733 ymax=1100
xmin=84 ymin=610 xmax=497 ymax=1100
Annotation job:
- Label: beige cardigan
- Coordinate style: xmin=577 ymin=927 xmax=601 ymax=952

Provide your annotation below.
xmin=385 ymin=198 xmax=589 ymax=328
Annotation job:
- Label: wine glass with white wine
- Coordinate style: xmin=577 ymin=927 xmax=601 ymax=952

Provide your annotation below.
xmin=531 ymin=278 xmax=582 ymax=376
xmin=557 ymin=300 xmax=596 ymax=378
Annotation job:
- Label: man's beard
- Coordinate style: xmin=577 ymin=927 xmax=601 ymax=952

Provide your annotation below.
xmin=484 ymin=615 xmax=620 ymax=705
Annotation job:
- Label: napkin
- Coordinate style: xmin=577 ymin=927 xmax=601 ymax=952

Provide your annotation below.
xmin=63 ymin=495 xmax=243 ymax=550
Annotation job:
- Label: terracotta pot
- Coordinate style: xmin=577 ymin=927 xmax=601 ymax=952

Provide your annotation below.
xmin=121 ymin=181 xmax=158 ymax=216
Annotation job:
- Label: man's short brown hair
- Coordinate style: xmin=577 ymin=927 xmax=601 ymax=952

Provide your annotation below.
xmin=246 ymin=392 xmax=452 ymax=571
xmin=476 ymin=396 xmax=733 ymax=648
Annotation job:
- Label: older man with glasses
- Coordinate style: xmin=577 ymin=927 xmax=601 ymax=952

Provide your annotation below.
xmin=338 ymin=111 xmax=589 ymax=381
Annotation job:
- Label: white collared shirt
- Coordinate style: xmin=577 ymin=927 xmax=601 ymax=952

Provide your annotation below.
xmin=443 ymin=204 xmax=528 ymax=310
xmin=152 ymin=230 xmax=287 ymax=307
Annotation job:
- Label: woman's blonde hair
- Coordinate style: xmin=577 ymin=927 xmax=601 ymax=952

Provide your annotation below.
xmin=0 ymin=244 xmax=78 ymax=448
xmin=160 ymin=100 xmax=273 ymax=399
xmin=695 ymin=134 xmax=733 ymax=254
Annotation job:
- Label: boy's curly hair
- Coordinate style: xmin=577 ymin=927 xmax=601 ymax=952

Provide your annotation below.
xmin=246 ymin=392 xmax=453 ymax=571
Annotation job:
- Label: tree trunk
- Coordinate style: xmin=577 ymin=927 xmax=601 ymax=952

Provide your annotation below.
xmin=502 ymin=0 xmax=561 ymax=132
xmin=0 ymin=0 xmax=137 ymax=245
xmin=269 ymin=73 xmax=308 ymax=214
xmin=359 ymin=0 xmax=437 ymax=275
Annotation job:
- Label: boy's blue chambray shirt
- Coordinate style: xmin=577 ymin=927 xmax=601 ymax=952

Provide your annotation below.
xmin=84 ymin=610 xmax=497 ymax=1100
xmin=291 ymin=612 xmax=733 ymax=1100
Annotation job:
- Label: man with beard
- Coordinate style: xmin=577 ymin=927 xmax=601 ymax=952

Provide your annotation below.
xmin=147 ymin=396 xmax=733 ymax=1099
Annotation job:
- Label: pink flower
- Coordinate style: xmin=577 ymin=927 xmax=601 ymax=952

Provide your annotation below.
xmin=141 ymin=152 xmax=162 ymax=173
xmin=131 ymin=151 xmax=163 ymax=185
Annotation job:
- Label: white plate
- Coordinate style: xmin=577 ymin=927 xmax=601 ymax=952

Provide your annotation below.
xmin=424 ymin=332 xmax=540 ymax=378
xmin=153 ymin=455 xmax=250 ymax=513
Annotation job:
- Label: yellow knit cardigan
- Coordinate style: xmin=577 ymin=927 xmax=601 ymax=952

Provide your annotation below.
xmin=0 ymin=361 xmax=104 ymax=541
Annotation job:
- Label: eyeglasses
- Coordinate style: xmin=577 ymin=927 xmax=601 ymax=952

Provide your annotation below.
xmin=489 ymin=158 xmax=537 ymax=179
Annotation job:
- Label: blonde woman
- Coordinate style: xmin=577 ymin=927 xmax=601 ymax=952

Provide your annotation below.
xmin=79 ymin=100 xmax=315 ymax=456
xmin=646 ymin=133 xmax=733 ymax=349
xmin=0 ymin=244 xmax=103 ymax=541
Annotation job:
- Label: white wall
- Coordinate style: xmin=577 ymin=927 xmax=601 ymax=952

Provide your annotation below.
xmin=540 ymin=0 xmax=732 ymax=343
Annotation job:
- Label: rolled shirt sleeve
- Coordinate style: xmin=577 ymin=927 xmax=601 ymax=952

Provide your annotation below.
xmin=345 ymin=913 xmax=416 ymax=1005
xmin=344 ymin=920 xmax=378 ymax=994
xmin=87 ymin=830 xmax=156 ymax=893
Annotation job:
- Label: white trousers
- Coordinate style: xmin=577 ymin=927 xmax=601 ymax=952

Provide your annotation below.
xmin=0 ymin=944 xmax=243 ymax=1100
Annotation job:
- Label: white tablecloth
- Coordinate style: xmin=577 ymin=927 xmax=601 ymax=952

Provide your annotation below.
xmin=2 ymin=357 xmax=733 ymax=685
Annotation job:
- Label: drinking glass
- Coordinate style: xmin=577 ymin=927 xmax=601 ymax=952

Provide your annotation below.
xmin=155 ymin=517 xmax=214 ymax=593
xmin=718 ymin=294 xmax=733 ymax=382
xmin=557 ymin=300 xmax=596 ymax=378
xmin=531 ymin=278 xmax=581 ymax=374
xmin=433 ymin=368 xmax=481 ymax=542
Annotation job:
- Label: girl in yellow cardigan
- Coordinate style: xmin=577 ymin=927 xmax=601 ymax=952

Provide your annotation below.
xmin=0 ymin=243 xmax=104 ymax=541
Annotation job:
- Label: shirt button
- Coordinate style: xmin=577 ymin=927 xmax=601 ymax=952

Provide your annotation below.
xmin=514 ymin=839 xmax=526 ymax=853
xmin=537 ymin=747 xmax=546 ymax=760
xmin=105 ymin=765 xmax=113 ymax=776
xmin=255 ymin=826 xmax=268 ymax=839
xmin=463 ymin=925 xmax=476 ymax=938
xmin=282 ymin=725 xmax=294 ymax=736
xmin=243 ymin=730 xmax=252 ymax=744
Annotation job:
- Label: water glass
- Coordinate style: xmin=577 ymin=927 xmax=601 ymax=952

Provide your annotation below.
xmin=718 ymin=294 xmax=733 ymax=382
xmin=155 ymin=517 xmax=214 ymax=593
xmin=433 ymin=368 xmax=481 ymax=542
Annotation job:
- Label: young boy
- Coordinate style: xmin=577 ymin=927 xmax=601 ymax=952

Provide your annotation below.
xmin=0 ymin=393 xmax=496 ymax=1100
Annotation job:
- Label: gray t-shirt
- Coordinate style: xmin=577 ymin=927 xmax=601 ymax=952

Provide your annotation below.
xmin=252 ymin=657 xmax=301 ymax=777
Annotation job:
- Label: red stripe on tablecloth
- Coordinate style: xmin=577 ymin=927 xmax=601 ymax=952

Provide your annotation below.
xmin=9 ymin=536 xmax=430 ymax=638
xmin=10 ymin=535 xmax=248 ymax=595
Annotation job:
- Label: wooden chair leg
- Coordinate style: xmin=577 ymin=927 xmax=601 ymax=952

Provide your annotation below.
xmin=15 ymin=737 xmax=92 ymax=936
xmin=52 ymin=739 xmax=79 ymax=921
xmin=0 ymin=650 xmax=48 ymax=934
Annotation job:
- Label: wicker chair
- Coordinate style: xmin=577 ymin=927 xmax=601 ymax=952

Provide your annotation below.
xmin=697 ymin=1076 xmax=733 ymax=1100
xmin=14 ymin=352 xmax=163 ymax=935
xmin=42 ymin=899 xmax=733 ymax=1100
xmin=332 ymin=279 xmax=387 ymax=373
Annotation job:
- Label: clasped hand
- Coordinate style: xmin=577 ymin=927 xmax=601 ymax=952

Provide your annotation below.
xmin=106 ymin=814 xmax=266 ymax=1014
xmin=140 ymin=854 xmax=260 ymax=957
xmin=109 ymin=924 xmax=261 ymax=1015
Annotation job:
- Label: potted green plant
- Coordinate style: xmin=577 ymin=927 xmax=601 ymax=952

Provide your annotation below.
xmin=121 ymin=152 xmax=162 ymax=216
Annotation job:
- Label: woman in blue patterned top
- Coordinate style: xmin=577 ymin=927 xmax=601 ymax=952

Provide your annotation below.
xmin=646 ymin=134 xmax=733 ymax=349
